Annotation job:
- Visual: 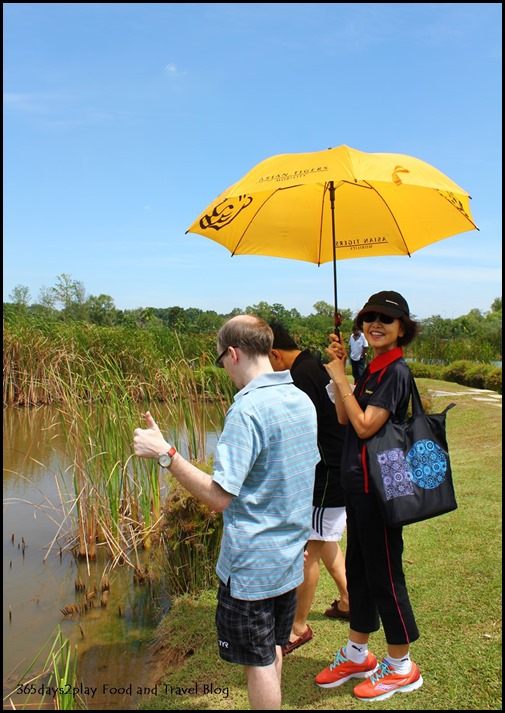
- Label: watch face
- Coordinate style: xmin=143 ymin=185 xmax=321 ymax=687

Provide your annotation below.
xmin=158 ymin=453 xmax=173 ymax=467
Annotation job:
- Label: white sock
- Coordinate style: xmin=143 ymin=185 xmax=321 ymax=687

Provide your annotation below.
xmin=345 ymin=639 xmax=368 ymax=664
xmin=385 ymin=653 xmax=412 ymax=674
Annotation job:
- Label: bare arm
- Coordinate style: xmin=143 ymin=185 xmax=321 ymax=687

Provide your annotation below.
xmin=133 ymin=412 xmax=233 ymax=512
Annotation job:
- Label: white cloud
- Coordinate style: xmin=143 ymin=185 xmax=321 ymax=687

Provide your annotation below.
xmin=164 ymin=63 xmax=185 ymax=77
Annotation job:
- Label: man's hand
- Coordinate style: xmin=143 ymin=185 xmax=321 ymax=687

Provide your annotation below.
xmin=133 ymin=411 xmax=170 ymax=459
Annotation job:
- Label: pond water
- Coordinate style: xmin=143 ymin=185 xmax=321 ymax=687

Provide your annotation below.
xmin=3 ymin=406 xmax=219 ymax=710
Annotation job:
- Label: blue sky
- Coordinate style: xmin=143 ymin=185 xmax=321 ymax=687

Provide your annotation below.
xmin=3 ymin=3 xmax=502 ymax=320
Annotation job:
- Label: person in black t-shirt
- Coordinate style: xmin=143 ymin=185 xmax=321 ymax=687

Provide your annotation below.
xmin=269 ymin=321 xmax=349 ymax=657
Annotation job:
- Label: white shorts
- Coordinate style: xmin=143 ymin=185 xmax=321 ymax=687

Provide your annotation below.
xmin=309 ymin=506 xmax=347 ymax=541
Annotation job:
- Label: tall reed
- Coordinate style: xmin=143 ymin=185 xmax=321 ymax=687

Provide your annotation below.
xmin=410 ymin=335 xmax=497 ymax=365
xmin=35 ymin=343 xmax=231 ymax=575
xmin=4 ymin=318 xmax=237 ymax=591
xmin=3 ymin=626 xmax=81 ymax=710
xmin=53 ymin=361 xmax=160 ymax=563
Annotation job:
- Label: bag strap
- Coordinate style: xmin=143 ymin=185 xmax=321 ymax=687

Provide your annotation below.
xmin=409 ymin=371 xmax=457 ymax=416
xmin=409 ymin=374 xmax=425 ymax=416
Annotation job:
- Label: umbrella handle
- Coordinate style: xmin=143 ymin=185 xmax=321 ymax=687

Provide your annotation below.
xmin=333 ymin=311 xmax=343 ymax=336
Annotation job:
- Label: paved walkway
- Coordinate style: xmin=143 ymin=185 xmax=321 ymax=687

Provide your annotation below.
xmin=429 ymin=386 xmax=502 ymax=406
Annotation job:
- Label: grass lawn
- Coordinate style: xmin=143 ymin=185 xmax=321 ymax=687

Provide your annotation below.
xmin=137 ymin=380 xmax=502 ymax=711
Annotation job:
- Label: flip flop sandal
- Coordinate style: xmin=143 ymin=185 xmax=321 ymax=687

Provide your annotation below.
xmin=324 ymin=600 xmax=351 ymax=620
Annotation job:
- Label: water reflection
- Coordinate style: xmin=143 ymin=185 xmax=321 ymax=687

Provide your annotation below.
xmin=3 ymin=406 xmax=66 ymax=490
xmin=3 ymin=405 xmax=220 ymax=710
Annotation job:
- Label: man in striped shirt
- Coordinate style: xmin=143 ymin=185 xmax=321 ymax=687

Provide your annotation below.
xmin=134 ymin=314 xmax=319 ymax=710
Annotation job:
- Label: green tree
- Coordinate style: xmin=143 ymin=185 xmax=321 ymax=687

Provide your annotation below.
xmin=482 ymin=299 xmax=502 ymax=355
xmin=165 ymin=306 xmax=189 ymax=331
xmin=490 ymin=297 xmax=502 ymax=313
xmin=85 ymin=294 xmax=118 ymax=326
xmin=246 ymin=300 xmax=274 ymax=321
xmin=38 ymin=285 xmax=57 ymax=311
xmin=9 ymin=284 xmax=31 ymax=307
xmin=48 ymin=273 xmax=87 ymax=320
xmin=227 ymin=307 xmax=244 ymax=318
xmin=313 ymin=300 xmax=334 ymax=319
xmin=192 ymin=311 xmax=224 ymax=333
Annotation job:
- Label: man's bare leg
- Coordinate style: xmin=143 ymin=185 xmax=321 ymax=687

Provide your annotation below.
xmin=244 ymin=646 xmax=283 ymax=709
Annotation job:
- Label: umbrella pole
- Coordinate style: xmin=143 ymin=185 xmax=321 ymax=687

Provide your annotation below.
xmin=329 ymin=181 xmax=342 ymax=336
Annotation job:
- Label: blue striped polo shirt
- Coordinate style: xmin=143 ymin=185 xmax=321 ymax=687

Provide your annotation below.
xmin=213 ymin=370 xmax=319 ymax=600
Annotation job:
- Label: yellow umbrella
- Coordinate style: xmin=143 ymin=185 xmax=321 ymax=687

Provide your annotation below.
xmin=186 ymin=145 xmax=478 ymax=327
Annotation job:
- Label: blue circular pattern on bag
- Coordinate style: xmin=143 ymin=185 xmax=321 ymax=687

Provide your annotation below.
xmin=406 ymin=439 xmax=447 ymax=489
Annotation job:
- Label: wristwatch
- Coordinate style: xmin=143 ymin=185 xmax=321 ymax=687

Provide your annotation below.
xmin=158 ymin=446 xmax=177 ymax=468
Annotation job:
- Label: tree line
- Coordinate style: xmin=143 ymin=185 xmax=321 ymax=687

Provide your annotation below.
xmin=4 ymin=273 xmax=502 ymax=362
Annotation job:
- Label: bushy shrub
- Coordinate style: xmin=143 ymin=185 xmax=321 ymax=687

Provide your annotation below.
xmin=409 ymin=362 xmax=444 ymax=379
xmin=439 ymin=360 xmax=502 ymax=393
xmin=464 ymin=363 xmax=493 ymax=389
xmin=441 ymin=360 xmax=475 ymax=384
xmin=484 ymin=367 xmax=502 ymax=394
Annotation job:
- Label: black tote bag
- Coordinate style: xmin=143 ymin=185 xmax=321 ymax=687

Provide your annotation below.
xmin=364 ymin=375 xmax=458 ymax=527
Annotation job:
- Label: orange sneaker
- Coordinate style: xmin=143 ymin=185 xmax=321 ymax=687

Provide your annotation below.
xmin=353 ymin=659 xmax=423 ymax=701
xmin=315 ymin=647 xmax=378 ymax=688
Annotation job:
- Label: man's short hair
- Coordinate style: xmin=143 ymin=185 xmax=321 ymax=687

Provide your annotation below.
xmin=269 ymin=321 xmax=299 ymax=351
xmin=218 ymin=315 xmax=273 ymax=357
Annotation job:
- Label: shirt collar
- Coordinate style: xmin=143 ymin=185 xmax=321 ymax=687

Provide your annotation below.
xmin=368 ymin=347 xmax=403 ymax=374
xmin=234 ymin=370 xmax=293 ymax=401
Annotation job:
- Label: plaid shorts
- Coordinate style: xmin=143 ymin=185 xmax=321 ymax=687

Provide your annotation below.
xmin=215 ymin=579 xmax=297 ymax=666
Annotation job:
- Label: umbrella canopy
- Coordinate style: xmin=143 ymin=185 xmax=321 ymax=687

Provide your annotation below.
xmin=186 ymin=145 xmax=478 ymax=324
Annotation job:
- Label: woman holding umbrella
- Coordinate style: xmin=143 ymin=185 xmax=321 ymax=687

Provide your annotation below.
xmin=315 ymin=290 xmax=423 ymax=702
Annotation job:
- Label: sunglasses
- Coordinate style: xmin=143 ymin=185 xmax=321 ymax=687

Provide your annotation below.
xmin=361 ymin=312 xmax=396 ymax=324
xmin=215 ymin=346 xmax=237 ymax=368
